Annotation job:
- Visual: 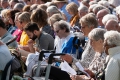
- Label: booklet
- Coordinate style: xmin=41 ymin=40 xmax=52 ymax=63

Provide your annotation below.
xmin=60 ymin=61 xmax=77 ymax=75
xmin=75 ymin=62 xmax=90 ymax=78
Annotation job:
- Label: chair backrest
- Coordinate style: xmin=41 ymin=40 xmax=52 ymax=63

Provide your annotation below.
xmin=1 ymin=58 xmax=13 ymax=80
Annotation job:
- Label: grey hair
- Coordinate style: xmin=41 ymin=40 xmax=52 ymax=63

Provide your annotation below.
xmin=53 ymin=20 xmax=70 ymax=33
xmin=46 ymin=6 xmax=60 ymax=14
xmin=93 ymin=4 xmax=106 ymax=14
xmin=88 ymin=4 xmax=98 ymax=13
xmin=78 ymin=5 xmax=88 ymax=12
xmin=48 ymin=13 xmax=64 ymax=26
xmin=102 ymin=14 xmax=118 ymax=25
xmin=88 ymin=28 xmax=106 ymax=41
xmin=89 ymin=1 xmax=97 ymax=5
xmin=104 ymin=31 xmax=120 ymax=46
xmin=13 ymin=3 xmax=24 ymax=11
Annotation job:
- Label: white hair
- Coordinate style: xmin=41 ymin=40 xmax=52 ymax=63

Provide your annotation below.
xmin=98 ymin=1 xmax=110 ymax=8
xmin=104 ymin=31 xmax=120 ymax=46
xmin=0 ymin=9 xmax=9 ymax=17
xmin=46 ymin=6 xmax=60 ymax=13
xmin=88 ymin=28 xmax=106 ymax=41
xmin=89 ymin=1 xmax=97 ymax=6
xmin=116 ymin=6 xmax=120 ymax=15
xmin=78 ymin=5 xmax=88 ymax=12
xmin=102 ymin=14 xmax=118 ymax=25
xmin=88 ymin=4 xmax=98 ymax=12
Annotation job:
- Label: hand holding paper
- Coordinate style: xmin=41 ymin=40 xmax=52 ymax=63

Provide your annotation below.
xmin=75 ymin=62 xmax=90 ymax=78
xmin=60 ymin=61 xmax=77 ymax=75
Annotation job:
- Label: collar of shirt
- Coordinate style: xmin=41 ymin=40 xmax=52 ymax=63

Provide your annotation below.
xmin=108 ymin=46 xmax=120 ymax=58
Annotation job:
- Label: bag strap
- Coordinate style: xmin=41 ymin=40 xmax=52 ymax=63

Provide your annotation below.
xmin=72 ymin=36 xmax=81 ymax=59
xmin=1 ymin=57 xmax=13 ymax=80
xmin=72 ymin=36 xmax=80 ymax=49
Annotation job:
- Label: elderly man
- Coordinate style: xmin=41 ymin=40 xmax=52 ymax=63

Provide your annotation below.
xmin=102 ymin=14 xmax=118 ymax=26
xmin=96 ymin=9 xmax=110 ymax=28
xmin=105 ymin=19 xmax=120 ymax=31
xmin=53 ymin=20 xmax=83 ymax=57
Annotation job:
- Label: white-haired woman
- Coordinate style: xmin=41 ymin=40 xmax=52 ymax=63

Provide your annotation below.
xmin=70 ymin=28 xmax=107 ymax=80
xmin=104 ymin=31 xmax=120 ymax=80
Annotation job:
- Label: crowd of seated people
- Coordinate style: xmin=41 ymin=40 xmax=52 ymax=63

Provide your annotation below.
xmin=0 ymin=0 xmax=120 ymax=80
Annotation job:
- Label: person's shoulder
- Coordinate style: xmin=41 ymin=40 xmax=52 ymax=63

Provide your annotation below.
xmin=3 ymin=32 xmax=13 ymax=40
xmin=42 ymin=32 xmax=53 ymax=37
xmin=112 ymin=52 xmax=120 ymax=60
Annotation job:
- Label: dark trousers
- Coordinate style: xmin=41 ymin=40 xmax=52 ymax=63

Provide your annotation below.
xmin=43 ymin=66 xmax=71 ymax=80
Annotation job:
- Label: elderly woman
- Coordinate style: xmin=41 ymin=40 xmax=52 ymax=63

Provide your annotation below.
xmin=104 ymin=31 xmax=120 ymax=80
xmin=86 ymin=28 xmax=107 ymax=78
xmin=70 ymin=28 xmax=107 ymax=80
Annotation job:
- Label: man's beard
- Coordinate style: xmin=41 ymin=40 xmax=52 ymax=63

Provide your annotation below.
xmin=31 ymin=34 xmax=37 ymax=41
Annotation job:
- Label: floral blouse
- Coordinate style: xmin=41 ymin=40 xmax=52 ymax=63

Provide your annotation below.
xmin=88 ymin=52 xmax=107 ymax=74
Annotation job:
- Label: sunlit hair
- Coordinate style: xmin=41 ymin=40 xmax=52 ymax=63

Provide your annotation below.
xmin=22 ymin=5 xmax=30 ymax=12
xmin=53 ymin=20 xmax=70 ymax=33
xmin=48 ymin=13 xmax=64 ymax=26
xmin=30 ymin=8 xmax=48 ymax=28
xmin=104 ymin=30 xmax=120 ymax=46
xmin=18 ymin=12 xmax=30 ymax=23
xmin=66 ymin=2 xmax=78 ymax=15
xmin=102 ymin=14 xmax=118 ymax=25
xmin=88 ymin=28 xmax=106 ymax=41
xmin=80 ymin=13 xmax=98 ymax=28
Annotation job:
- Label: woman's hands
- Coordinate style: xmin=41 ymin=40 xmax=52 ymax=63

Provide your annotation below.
xmin=84 ymin=69 xmax=95 ymax=78
xmin=60 ymin=54 xmax=73 ymax=64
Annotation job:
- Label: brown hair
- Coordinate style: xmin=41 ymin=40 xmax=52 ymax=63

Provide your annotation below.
xmin=7 ymin=9 xmax=20 ymax=25
xmin=37 ymin=4 xmax=47 ymax=11
xmin=23 ymin=5 xmax=30 ymax=12
xmin=30 ymin=8 xmax=48 ymax=28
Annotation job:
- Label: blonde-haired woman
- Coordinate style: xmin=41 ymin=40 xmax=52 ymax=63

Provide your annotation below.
xmin=17 ymin=12 xmax=30 ymax=56
xmin=66 ymin=2 xmax=80 ymax=31
xmin=1 ymin=9 xmax=11 ymax=30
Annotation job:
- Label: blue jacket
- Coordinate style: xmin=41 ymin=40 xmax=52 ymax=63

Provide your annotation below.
xmin=61 ymin=37 xmax=83 ymax=54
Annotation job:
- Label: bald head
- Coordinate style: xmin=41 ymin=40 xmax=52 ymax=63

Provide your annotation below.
xmin=97 ymin=9 xmax=110 ymax=16
xmin=96 ymin=9 xmax=110 ymax=26
xmin=105 ymin=19 xmax=119 ymax=31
